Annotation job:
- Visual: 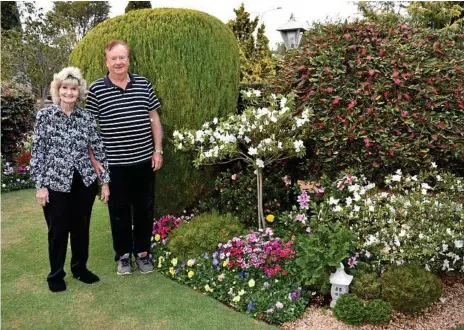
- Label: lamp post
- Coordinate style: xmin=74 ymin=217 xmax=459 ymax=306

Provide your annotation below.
xmin=260 ymin=7 xmax=282 ymax=24
xmin=277 ymin=13 xmax=307 ymax=50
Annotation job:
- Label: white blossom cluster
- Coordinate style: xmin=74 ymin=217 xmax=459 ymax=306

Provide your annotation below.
xmin=316 ymin=166 xmax=463 ymax=273
xmin=173 ymin=90 xmax=314 ymax=169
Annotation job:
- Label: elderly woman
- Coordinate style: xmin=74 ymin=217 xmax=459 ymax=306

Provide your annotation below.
xmin=30 ymin=67 xmax=110 ymax=292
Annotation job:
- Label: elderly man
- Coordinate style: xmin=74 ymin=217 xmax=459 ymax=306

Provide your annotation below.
xmin=86 ymin=40 xmax=163 ymax=275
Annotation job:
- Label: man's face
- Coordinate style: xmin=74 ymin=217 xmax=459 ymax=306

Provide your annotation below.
xmin=105 ymin=44 xmax=130 ymax=76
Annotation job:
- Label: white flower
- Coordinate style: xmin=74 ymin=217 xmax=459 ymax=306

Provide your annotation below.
xmin=177 ymin=143 xmax=183 ymax=150
xmin=293 ymin=140 xmax=304 ymax=152
xmin=421 ymin=189 xmax=427 ymax=195
xmin=275 ymin=302 xmax=284 ymax=309
xmin=244 ymin=136 xmax=251 ymax=144
xmin=436 ymin=175 xmax=443 ymax=182
xmin=328 ymin=197 xmax=339 ymax=205
xmin=353 ymin=205 xmax=360 ymax=212
xmin=368 ymin=205 xmax=375 ymax=212
xmin=431 ymin=162 xmax=437 ymax=168
xmin=256 ymin=159 xmax=264 ymax=168
xmin=365 ymin=251 xmax=371 ymax=258
xmin=411 ymin=175 xmax=418 ymax=181
xmin=253 ymin=89 xmax=261 ymax=97
xmin=248 ymin=147 xmax=257 ymax=156
xmin=353 ymin=193 xmax=361 ymax=201
xmin=454 ymin=240 xmax=463 ymax=248
xmin=280 ymin=97 xmax=287 ymax=108
xmin=333 ymin=205 xmax=343 ymax=212
xmin=391 ymin=174 xmax=401 ymax=182
xmin=348 ymin=184 xmax=360 ymax=192
xmin=442 ymin=244 xmax=448 ymax=252
xmin=245 ymin=91 xmax=252 ymax=97
xmin=345 ymin=197 xmax=353 ymax=206
xmin=277 ymin=141 xmax=282 ymax=149
xmin=213 ymin=117 xmax=218 ymax=125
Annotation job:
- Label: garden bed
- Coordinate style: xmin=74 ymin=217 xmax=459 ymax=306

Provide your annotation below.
xmin=282 ymin=275 xmax=464 ymax=330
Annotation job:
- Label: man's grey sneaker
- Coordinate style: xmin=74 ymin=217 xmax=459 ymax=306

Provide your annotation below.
xmin=135 ymin=253 xmax=154 ymax=274
xmin=117 ymin=253 xmax=133 ymax=275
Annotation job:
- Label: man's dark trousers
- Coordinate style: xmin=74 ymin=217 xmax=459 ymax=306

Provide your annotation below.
xmin=43 ymin=170 xmax=98 ymax=284
xmin=108 ymin=160 xmax=154 ymax=261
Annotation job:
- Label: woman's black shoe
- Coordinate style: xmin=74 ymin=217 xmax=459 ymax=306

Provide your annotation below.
xmin=48 ymin=279 xmax=66 ymax=292
xmin=73 ymin=269 xmax=100 ymax=284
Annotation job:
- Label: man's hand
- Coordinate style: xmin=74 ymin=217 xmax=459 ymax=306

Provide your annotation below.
xmin=101 ymin=183 xmax=110 ymax=203
xmin=152 ymin=152 xmax=163 ymax=171
xmin=36 ymin=188 xmax=49 ymax=206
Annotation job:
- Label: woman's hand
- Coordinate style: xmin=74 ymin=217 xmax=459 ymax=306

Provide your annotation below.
xmin=36 ymin=188 xmax=49 ymax=206
xmin=101 ymin=183 xmax=110 ymax=203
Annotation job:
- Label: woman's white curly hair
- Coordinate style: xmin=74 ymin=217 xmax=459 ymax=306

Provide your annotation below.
xmin=50 ymin=66 xmax=87 ymax=104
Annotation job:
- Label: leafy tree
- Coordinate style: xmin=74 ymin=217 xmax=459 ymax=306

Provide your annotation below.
xmin=227 ymin=3 xmax=275 ymax=83
xmin=45 ymin=1 xmax=110 ymax=45
xmin=125 ymin=1 xmax=152 ymax=13
xmin=1 ymin=2 xmax=72 ymax=106
xmin=1 ymin=1 xmax=21 ymax=30
xmin=407 ymin=1 xmax=464 ymax=30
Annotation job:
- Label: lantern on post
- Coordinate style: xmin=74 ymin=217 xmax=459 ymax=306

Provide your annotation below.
xmin=329 ymin=263 xmax=353 ymax=308
xmin=277 ymin=13 xmax=307 ymax=50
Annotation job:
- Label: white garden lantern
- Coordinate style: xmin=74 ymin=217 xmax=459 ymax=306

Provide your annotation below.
xmin=277 ymin=13 xmax=307 ymax=50
xmin=329 ymin=263 xmax=353 ymax=308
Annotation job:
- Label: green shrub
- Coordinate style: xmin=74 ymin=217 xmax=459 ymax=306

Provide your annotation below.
xmin=0 ymin=81 xmax=36 ymax=159
xmin=69 ymin=8 xmax=240 ymax=216
xmin=273 ymin=21 xmax=464 ymax=179
xmin=332 ymin=294 xmax=366 ymax=325
xmin=295 ymin=220 xmax=357 ymax=294
xmin=352 ymin=271 xmax=381 ymax=300
xmin=365 ymin=299 xmax=393 ymax=324
xmin=380 ymin=263 xmax=442 ymax=313
xmin=167 ymin=211 xmax=246 ymax=260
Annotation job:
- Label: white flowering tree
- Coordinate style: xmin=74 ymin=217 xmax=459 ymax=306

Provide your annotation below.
xmin=173 ymin=90 xmax=313 ymax=230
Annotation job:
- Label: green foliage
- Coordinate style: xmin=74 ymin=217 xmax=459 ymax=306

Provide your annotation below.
xmin=1 ymin=1 xmax=21 ymax=30
xmin=365 ymin=299 xmax=393 ymax=324
xmin=407 ymin=2 xmax=464 ymax=30
xmin=352 ymin=271 xmax=381 ymax=300
xmin=46 ymin=1 xmax=111 ymax=45
xmin=69 ymin=8 xmax=240 ymax=216
xmin=0 ymin=81 xmax=36 ymax=158
xmin=295 ymin=221 xmax=356 ymax=294
xmin=1 ymin=5 xmax=70 ymax=105
xmin=273 ymin=21 xmax=464 ymax=180
xmin=227 ymin=4 xmax=275 ymax=82
xmin=125 ymin=1 xmax=151 ymax=13
xmin=167 ymin=211 xmax=246 ymax=261
xmin=380 ymin=263 xmax=442 ymax=313
xmin=198 ymin=166 xmax=295 ymax=227
xmin=332 ymin=294 xmax=366 ymax=325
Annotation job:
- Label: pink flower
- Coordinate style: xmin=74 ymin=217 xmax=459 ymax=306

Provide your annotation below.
xmin=231 ymin=174 xmax=237 ymax=180
xmin=348 ymin=256 xmax=357 ymax=268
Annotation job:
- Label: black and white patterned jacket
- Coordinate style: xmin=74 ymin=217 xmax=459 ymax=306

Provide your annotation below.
xmin=30 ymin=104 xmax=110 ymax=192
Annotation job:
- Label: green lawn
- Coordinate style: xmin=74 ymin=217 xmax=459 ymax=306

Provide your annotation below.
xmin=1 ymin=189 xmax=277 ymax=330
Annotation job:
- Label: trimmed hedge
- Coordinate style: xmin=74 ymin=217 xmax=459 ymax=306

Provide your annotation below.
xmin=0 ymin=81 xmax=36 ymax=159
xmin=272 ymin=21 xmax=464 ymax=180
xmin=69 ymin=8 xmax=240 ymax=215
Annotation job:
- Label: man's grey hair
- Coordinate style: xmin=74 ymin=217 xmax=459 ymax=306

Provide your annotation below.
xmin=50 ymin=66 xmax=87 ymax=104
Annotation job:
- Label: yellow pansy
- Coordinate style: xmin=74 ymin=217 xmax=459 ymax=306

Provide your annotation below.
xmin=238 ymin=289 xmax=246 ymax=296
xmin=266 ymin=214 xmax=275 ymax=222
xmin=188 ymin=271 xmax=194 ymax=278
xmin=171 ymin=258 xmax=178 ymax=266
xmin=204 ymin=284 xmax=213 ymax=292
xmin=223 ymin=258 xmax=229 ymax=267
xmin=154 ymin=234 xmax=161 ymax=241
xmin=232 ymin=295 xmax=240 ymax=303
xmin=169 ymin=267 xmax=175 ymax=276
xmin=248 ymin=279 xmax=255 ymax=288
xmin=187 ymin=259 xmax=195 ymax=267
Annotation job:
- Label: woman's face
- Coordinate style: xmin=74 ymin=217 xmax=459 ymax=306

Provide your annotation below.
xmin=59 ymin=81 xmax=79 ymax=106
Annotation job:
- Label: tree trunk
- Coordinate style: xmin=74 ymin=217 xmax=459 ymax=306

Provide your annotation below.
xmin=256 ymin=169 xmax=265 ymax=230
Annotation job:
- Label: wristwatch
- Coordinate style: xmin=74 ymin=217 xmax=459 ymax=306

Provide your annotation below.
xmin=155 ymin=149 xmax=163 ymax=155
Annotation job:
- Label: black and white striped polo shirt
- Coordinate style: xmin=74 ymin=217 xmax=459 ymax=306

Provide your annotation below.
xmin=85 ymin=73 xmax=161 ymax=166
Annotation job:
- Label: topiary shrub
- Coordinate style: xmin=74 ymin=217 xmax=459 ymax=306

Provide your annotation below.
xmin=332 ymin=293 xmax=366 ymax=325
xmin=69 ymin=8 xmax=240 ymax=216
xmin=0 ymin=81 xmax=36 ymax=159
xmin=380 ymin=263 xmax=442 ymax=313
xmin=167 ymin=211 xmax=246 ymax=260
xmin=365 ymin=299 xmax=393 ymax=324
xmin=273 ymin=21 xmax=464 ymax=180
xmin=352 ymin=271 xmax=381 ymax=300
